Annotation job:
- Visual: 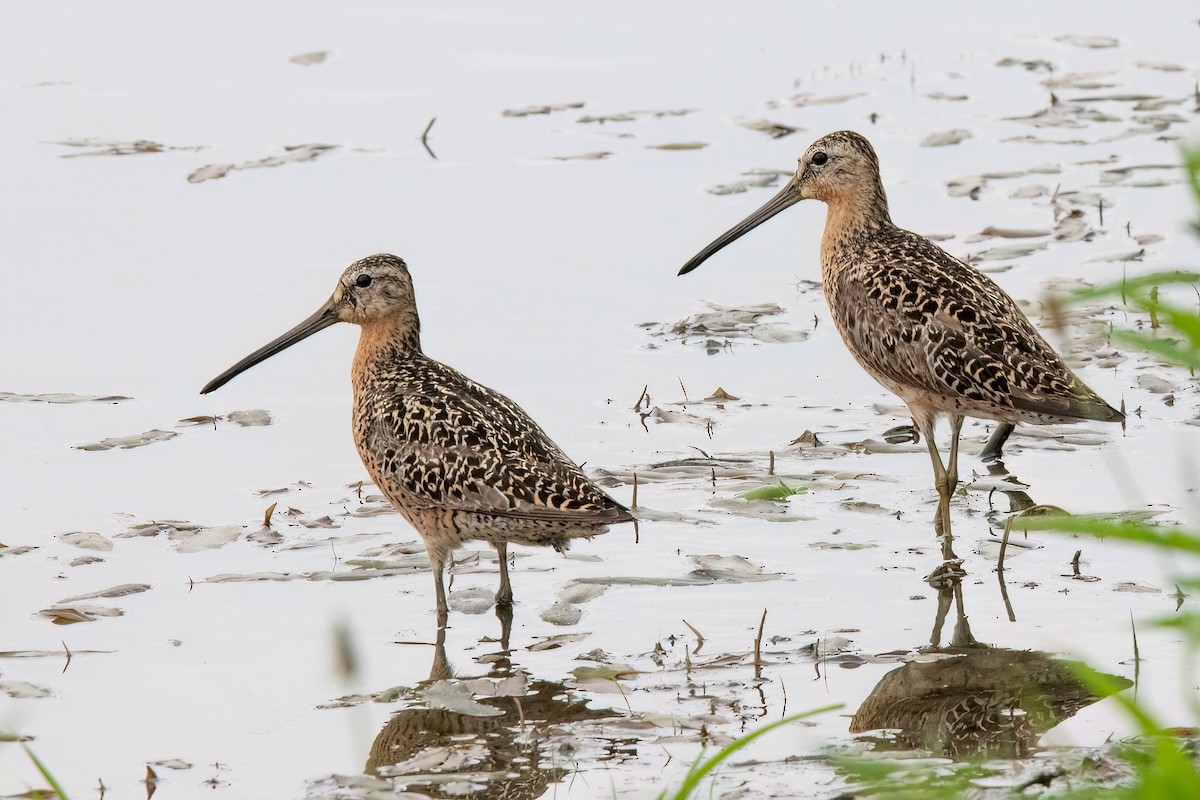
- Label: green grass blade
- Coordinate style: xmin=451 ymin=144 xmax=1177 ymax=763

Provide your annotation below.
xmin=658 ymin=704 xmax=841 ymax=800
xmin=1184 ymin=143 xmax=1200 ymax=230
xmin=1013 ymin=515 xmax=1200 ymax=556
xmin=22 ymin=745 xmax=69 ymax=800
xmin=1156 ymin=302 xmax=1200 ymax=348
xmin=1072 ymin=664 xmax=1163 ymax=735
xmin=1111 ymin=330 xmax=1200 ymax=370
xmin=1067 ymin=270 xmax=1200 ymax=303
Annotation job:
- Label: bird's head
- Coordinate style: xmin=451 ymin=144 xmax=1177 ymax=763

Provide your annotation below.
xmin=200 ymin=253 xmax=421 ymax=395
xmin=678 ymin=130 xmax=888 ymax=276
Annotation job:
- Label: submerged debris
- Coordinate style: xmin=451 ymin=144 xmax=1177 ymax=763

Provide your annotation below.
xmin=57 ymin=584 xmax=149 ymax=603
xmin=179 ymin=409 xmax=272 ymax=427
xmin=646 ymin=142 xmax=707 ymax=151
xmin=0 ymin=681 xmax=53 ymax=699
xmin=47 ymin=138 xmax=201 ymax=157
xmin=187 ymin=144 xmax=338 ymax=184
xmin=0 ymin=391 xmax=130 ymax=404
xmin=55 ymin=532 xmax=113 ymax=551
xmin=946 ymin=164 xmax=1058 ymax=200
xmin=289 ymin=50 xmax=330 ymax=66
xmin=770 ymin=92 xmax=866 ymax=108
xmin=1055 ymin=213 xmax=1096 ymax=242
xmin=421 ymin=681 xmax=505 ymax=717
xmin=964 ymin=226 xmax=1052 ymax=243
xmin=705 ymin=168 xmax=792 ymax=196
xmin=921 ymin=129 xmax=973 ymax=147
xmin=739 ymin=479 xmax=807 ymax=501
xmin=502 ymin=101 xmax=585 ymax=117
xmin=1099 ymin=163 xmax=1179 ymax=186
xmin=1087 ymin=248 xmax=1145 ymax=263
xmin=1135 ymin=60 xmax=1185 ymax=72
xmin=971 ymin=242 xmax=1048 ymax=262
xmin=229 ymin=409 xmax=273 ymax=426
xmin=641 ymin=302 xmax=807 ymax=353
xmin=1056 ymin=34 xmax=1120 ymax=49
xmin=170 ymin=525 xmax=242 ymax=553
xmin=997 ymin=57 xmax=1056 ymax=72
xmin=542 ymin=151 xmax=612 ymax=161
xmin=576 ymin=108 xmax=696 ymax=124
xmin=38 ymin=605 xmax=124 ymax=624
xmin=736 ymin=118 xmax=799 ymax=138
xmin=74 ymin=429 xmax=179 ymax=451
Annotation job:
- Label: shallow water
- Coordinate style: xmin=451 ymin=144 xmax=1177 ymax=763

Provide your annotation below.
xmin=3 ymin=1 xmax=1200 ymax=797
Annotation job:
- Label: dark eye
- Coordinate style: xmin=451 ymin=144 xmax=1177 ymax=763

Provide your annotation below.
xmin=355 ymin=274 xmax=372 ymax=288
xmin=811 ymin=151 xmax=828 ymax=166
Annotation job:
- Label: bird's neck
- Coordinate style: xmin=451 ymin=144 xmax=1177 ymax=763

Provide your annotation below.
xmin=819 ymin=187 xmax=893 ymax=267
xmin=352 ymin=318 xmax=422 ymax=380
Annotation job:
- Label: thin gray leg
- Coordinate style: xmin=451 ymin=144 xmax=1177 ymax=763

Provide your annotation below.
xmin=494 ymin=541 xmax=513 ymax=606
xmin=980 ymin=421 xmax=1015 ymax=463
xmin=429 ymin=615 xmax=452 ymax=679
xmin=946 ymin=414 xmax=965 ymax=493
xmin=429 ymin=546 xmax=448 ymax=617
xmin=913 ymin=410 xmax=952 ymax=540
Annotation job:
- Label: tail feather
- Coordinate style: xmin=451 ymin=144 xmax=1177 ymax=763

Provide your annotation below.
xmin=1009 ymin=381 xmax=1123 ymax=425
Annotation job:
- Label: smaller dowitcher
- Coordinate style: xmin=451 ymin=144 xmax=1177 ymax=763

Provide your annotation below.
xmin=678 ymin=131 xmax=1122 ymax=532
xmin=202 ymin=254 xmax=632 ymax=614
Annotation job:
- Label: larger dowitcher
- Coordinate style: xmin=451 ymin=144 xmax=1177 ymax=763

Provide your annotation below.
xmin=202 ymin=254 xmax=632 ymax=614
xmin=678 ymin=131 xmax=1122 ymax=533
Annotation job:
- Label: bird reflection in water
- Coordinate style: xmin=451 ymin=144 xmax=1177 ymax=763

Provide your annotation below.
xmin=365 ymin=607 xmax=613 ymax=797
xmin=851 ymin=572 xmax=1131 ymax=759
xmin=927 ymin=452 xmax=1046 ymax=626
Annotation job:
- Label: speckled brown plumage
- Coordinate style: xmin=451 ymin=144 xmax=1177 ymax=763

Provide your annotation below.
xmin=202 ymin=253 xmax=631 ymax=613
xmin=679 ymin=130 xmax=1122 ymax=532
xmin=823 ymin=220 xmax=1119 ymax=427
xmin=850 ymin=648 xmax=1118 ymax=759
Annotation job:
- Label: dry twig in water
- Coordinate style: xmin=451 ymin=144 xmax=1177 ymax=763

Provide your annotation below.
xmin=632 ymin=384 xmax=649 ymax=410
xmin=997 ymin=517 xmax=1017 ymax=622
xmin=682 ymin=619 xmax=705 ymax=652
xmin=420 ymin=117 xmax=437 ymax=160
xmin=753 ymin=608 xmax=768 ymax=676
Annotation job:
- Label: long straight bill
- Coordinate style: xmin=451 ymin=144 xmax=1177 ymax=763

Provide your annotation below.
xmin=678 ymin=178 xmax=803 ymax=275
xmin=200 ymin=301 xmax=339 ymax=394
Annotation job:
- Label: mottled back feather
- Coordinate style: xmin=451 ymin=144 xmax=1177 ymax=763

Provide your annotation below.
xmin=354 ymin=345 xmax=632 ymax=524
xmin=808 ymin=131 xmax=1122 ymax=427
xmin=824 ymin=226 xmax=1122 ymax=425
